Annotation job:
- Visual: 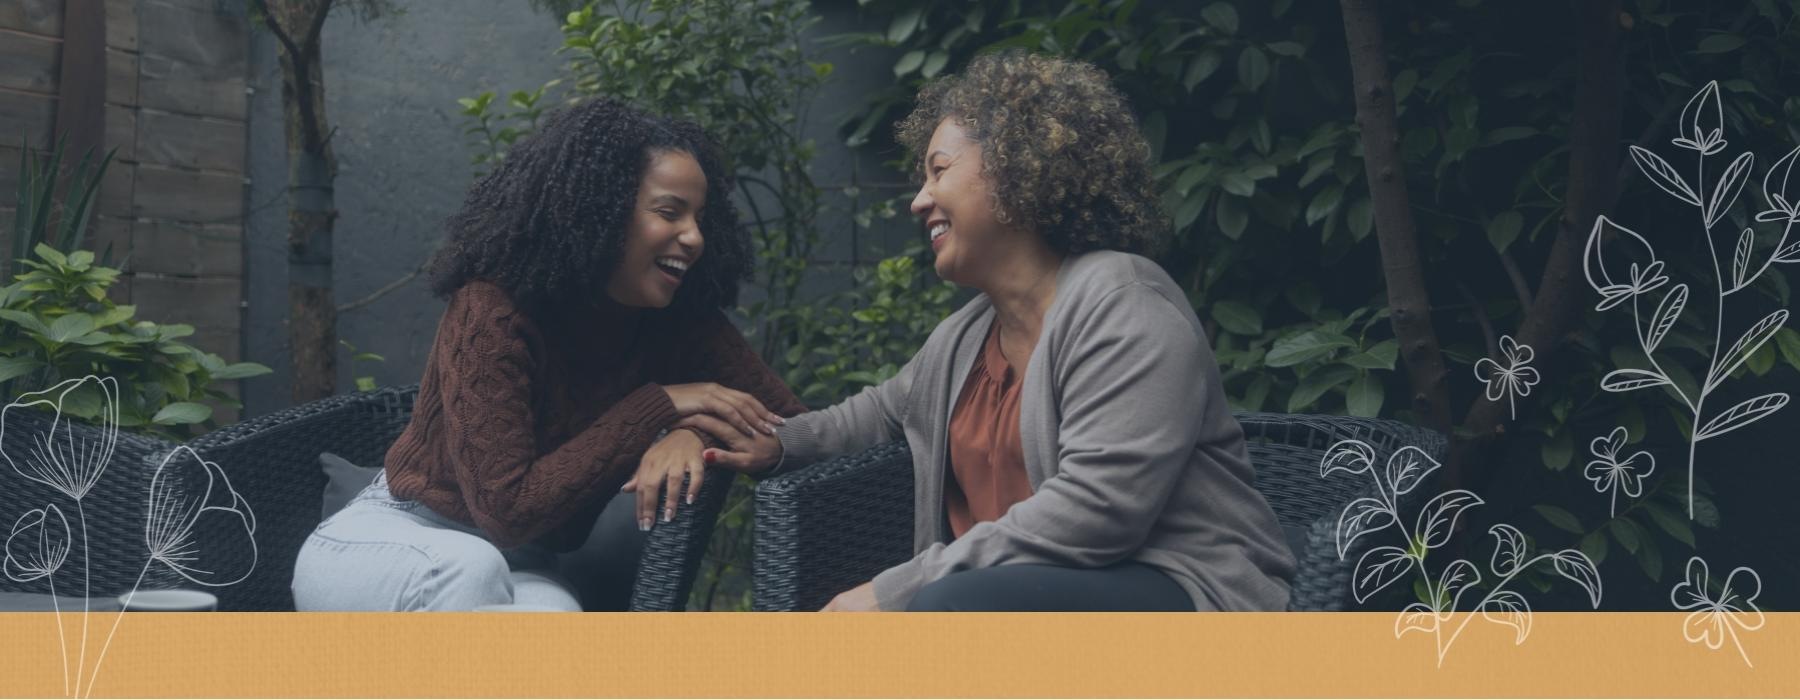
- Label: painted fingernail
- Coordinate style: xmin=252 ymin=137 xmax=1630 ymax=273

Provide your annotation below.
xmin=638 ymin=518 xmax=652 ymax=531
xmin=774 ymin=416 xmax=788 ymax=425
xmin=686 ymin=494 xmax=695 ymax=505
xmin=663 ymin=507 xmax=674 ymax=522
xmin=703 ymin=450 xmax=716 ymax=463
xmin=764 ymin=423 xmax=777 ymax=435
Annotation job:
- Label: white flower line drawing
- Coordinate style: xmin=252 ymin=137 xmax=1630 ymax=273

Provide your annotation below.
xmin=1 ymin=376 xmax=257 ymax=698
xmin=2 ymin=375 xmax=121 ymax=698
xmin=85 ymin=445 xmax=258 ymax=696
xmin=1473 ymin=335 xmax=1538 ymax=420
xmin=1588 ymin=80 xmax=1796 ymax=519
xmin=1321 ymin=439 xmax=1602 ymax=667
xmin=1671 ymin=556 xmax=1764 ymax=667
xmin=1584 ymin=426 xmax=1656 ymax=518
xmin=4 ymin=503 xmax=74 ymax=695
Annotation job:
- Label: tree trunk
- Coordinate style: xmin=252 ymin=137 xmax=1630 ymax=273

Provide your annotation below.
xmin=1459 ymin=0 xmax=1626 ymax=490
xmin=1338 ymin=0 xmax=1453 ymax=436
xmin=261 ymin=0 xmax=340 ymax=403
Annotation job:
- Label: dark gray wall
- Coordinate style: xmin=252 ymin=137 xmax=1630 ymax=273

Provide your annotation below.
xmin=245 ymin=0 xmax=915 ymax=417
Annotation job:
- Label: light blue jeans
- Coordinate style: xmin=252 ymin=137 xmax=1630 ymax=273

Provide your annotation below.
xmin=292 ymin=472 xmax=582 ymax=611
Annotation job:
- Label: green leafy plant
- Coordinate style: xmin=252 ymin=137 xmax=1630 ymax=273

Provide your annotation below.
xmin=457 ymin=85 xmax=552 ymax=177
xmin=339 ymin=339 xmax=386 ymax=392
xmin=0 ymin=244 xmax=271 ymax=438
xmin=10 ymin=139 xmax=118 ymax=276
xmin=785 ymin=249 xmax=957 ymax=405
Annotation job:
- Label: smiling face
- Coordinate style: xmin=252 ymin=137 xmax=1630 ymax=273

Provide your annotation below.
xmin=910 ymin=119 xmax=1011 ymax=286
xmin=606 ymin=149 xmax=708 ymax=308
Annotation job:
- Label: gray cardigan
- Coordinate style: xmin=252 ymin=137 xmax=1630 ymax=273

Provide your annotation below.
xmin=777 ymin=251 xmax=1296 ymax=611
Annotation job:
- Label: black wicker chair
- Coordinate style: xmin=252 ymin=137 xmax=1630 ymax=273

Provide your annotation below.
xmin=0 ymin=385 xmax=728 ymax=611
xmin=751 ymin=411 xmax=1447 ymax=612
xmin=181 ymin=385 xmax=733 ymax=611
xmin=0 ymin=407 xmax=189 ymax=601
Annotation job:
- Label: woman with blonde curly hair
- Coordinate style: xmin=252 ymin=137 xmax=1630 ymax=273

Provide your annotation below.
xmin=681 ymin=51 xmax=1295 ymax=611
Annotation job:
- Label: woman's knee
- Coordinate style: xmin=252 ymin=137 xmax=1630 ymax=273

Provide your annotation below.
xmin=294 ymin=514 xmax=512 ymax=611
xmin=906 ymin=569 xmax=1002 ymax=612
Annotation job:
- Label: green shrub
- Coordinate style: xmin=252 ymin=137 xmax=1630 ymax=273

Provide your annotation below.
xmin=0 ymin=244 xmax=271 ymax=438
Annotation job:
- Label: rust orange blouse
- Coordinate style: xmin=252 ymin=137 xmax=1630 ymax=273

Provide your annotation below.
xmin=945 ymin=322 xmax=1035 ymax=538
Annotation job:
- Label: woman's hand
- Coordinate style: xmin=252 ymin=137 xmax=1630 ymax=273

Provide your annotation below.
xmin=662 ymin=382 xmax=785 ymax=439
xmin=673 ymin=414 xmax=783 ymax=475
xmin=621 ymin=429 xmax=706 ymax=531
xmin=820 ymin=581 xmax=880 ymax=612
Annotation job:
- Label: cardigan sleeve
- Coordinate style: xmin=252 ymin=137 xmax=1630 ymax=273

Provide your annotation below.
xmin=438 ymin=287 xmax=681 ymax=549
xmin=870 ymin=282 xmax=1208 ymax=609
xmin=772 ymin=350 xmax=917 ymax=474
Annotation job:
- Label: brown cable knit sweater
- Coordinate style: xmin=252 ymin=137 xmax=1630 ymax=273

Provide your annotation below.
xmin=383 ymin=279 xmax=805 ymax=550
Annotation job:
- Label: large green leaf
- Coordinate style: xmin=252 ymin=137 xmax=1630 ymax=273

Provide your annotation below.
xmin=211 ymin=362 xmax=274 ymax=380
xmin=1486 ymin=211 xmax=1523 ymax=252
xmin=1216 ymin=195 xmax=1248 ymax=239
xmin=1237 ymin=47 xmax=1269 ymax=91
xmin=1288 ymin=365 xmax=1357 ymax=412
xmin=1210 ymin=301 xmax=1263 ymax=336
xmin=1343 ymin=339 xmax=1399 ymax=370
xmin=1345 ymin=372 xmax=1384 ymax=417
xmin=1265 ymin=329 xmax=1355 ymax=367
xmin=0 ymin=310 xmax=52 ymax=337
xmin=48 ymin=313 xmax=97 ymax=343
xmin=152 ymin=402 xmax=213 ymax=426
xmin=0 ymin=356 xmax=44 ymax=384
xmin=1201 ymin=2 xmax=1238 ymax=33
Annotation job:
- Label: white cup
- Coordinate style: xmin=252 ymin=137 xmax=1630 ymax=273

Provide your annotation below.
xmin=117 ymin=589 xmax=217 ymax=612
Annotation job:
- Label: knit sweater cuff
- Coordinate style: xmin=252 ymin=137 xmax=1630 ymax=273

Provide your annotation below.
xmin=872 ymin=557 xmax=928 ymax=611
xmin=769 ymin=417 xmax=824 ymax=477
xmin=616 ymin=383 xmax=683 ymax=442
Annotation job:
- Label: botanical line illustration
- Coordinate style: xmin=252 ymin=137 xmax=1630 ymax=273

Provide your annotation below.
xmin=1671 ymin=556 xmax=1764 ymax=668
xmin=1583 ymin=426 xmax=1656 ymax=518
xmin=1587 ymin=80 xmax=1796 ymax=518
xmin=1 ymin=375 xmax=257 ymax=697
xmin=1322 ymin=439 xmax=1602 ymax=667
xmin=1474 ymin=335 xmax=1538 ymax=420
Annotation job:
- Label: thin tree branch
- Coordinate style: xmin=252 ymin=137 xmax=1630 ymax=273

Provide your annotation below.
xmin=1457 ymin=280 xmax=1500 ymax=359
xmin=251 ymin=0 xmax=303 ymax=61
xmin=1499 ymin=249 xmax=1534 ymax=310
xmin=336 ymin=258 xmax=426 ymax=314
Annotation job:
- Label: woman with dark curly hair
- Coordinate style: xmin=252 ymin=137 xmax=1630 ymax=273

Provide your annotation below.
xmin=291 ymin=98 xmax=804 ymax=611
xmin=684 ymin=51 xmax=1295 ymax=611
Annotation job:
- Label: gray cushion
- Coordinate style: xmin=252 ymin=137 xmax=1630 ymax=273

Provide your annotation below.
xmin=318 ymin=452 xmax=382 ymax=520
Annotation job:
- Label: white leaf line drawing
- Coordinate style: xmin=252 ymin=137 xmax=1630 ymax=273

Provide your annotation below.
xmin=1588 ymin=80 xmax=1796 ymax=519
xmin=85 ymin=446 xmax=258 ymax=697
xmin=1473 ymin=335 xmax=1538 ymax=420
xmin=1 ymin=375 xmax=119 ymax=697
xmin=5 ymin=504 xmax=73 ymax=694
xmin=1671 ymin=556 xmax=1764 ymax=667
xmin=1321 ymin=439 xmax=1602 ymax=666
xmin=0 ymin=376 xmax=258 ymax=697
xmin=1583 ymin=426 xmax=1656 ymax=517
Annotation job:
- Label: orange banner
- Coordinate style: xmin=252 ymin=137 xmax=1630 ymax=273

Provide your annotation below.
xmin=0 ymin=612 xmax=1793 ymax=697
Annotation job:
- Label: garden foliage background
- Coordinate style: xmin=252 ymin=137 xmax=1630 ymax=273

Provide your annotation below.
xmin=225 ymin=0 xmax=1800 ymax=610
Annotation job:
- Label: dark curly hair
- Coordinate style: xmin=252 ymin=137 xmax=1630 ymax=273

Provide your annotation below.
xmin=897 ymin=51 xmax=1168 ymax=256
xmin=428 ymin=98 xmax=749 ymax=315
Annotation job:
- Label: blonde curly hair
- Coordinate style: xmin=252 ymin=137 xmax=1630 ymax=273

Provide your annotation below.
xmin=897 ymin=50 xmax=1168 ymax=255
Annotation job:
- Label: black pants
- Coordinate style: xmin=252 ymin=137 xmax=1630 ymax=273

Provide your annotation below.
xmin=555 ymin=491 xmax=649 ymax=610
xmin=905 ymin=562 xmax=1197 ymax=612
